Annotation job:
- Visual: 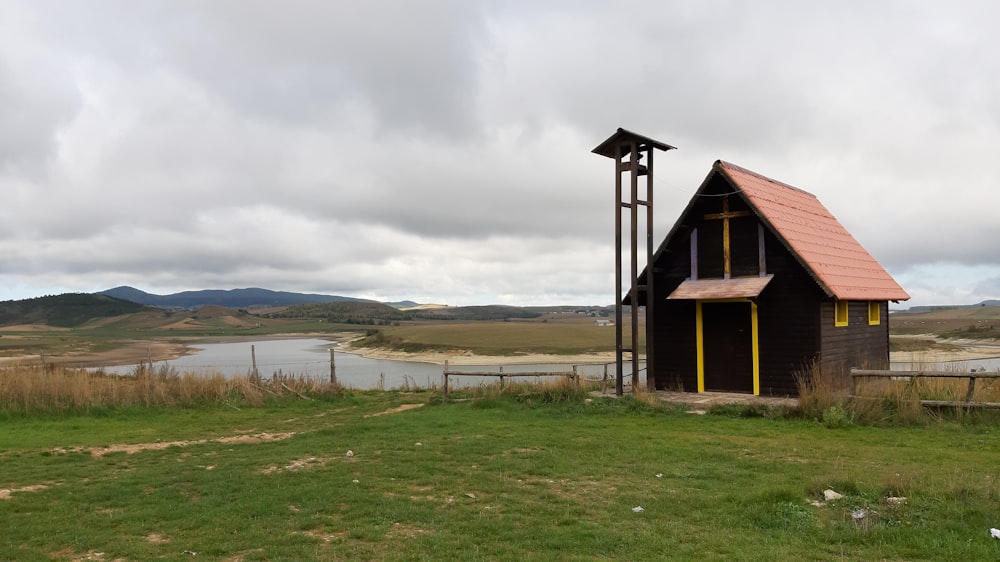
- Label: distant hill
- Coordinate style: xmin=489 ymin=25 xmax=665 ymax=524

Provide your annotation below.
xmin=267 ymin=302 xmax=544 ymax=323
xmin=99 ymin=286 xmax=376 ymax=309
xmin=0 ymin=293 xmax=146 ymax=328
xmin=267 ymin=301 xmax=411 ymax=325
xmin=409 ymin=305 xmax=541 ymax=321
xmin=903 ymin=300 xmax=1000 ymax=313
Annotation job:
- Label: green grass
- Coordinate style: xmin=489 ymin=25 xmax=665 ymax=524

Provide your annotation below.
xmin=2 ymin=389 xmax=999 ymax=560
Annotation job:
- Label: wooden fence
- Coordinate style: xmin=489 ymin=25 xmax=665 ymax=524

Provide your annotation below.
xmin=442 ymin=361 xmax=622 ymax=397
xmin=850 ymin=368 xmax=1000 ymax=408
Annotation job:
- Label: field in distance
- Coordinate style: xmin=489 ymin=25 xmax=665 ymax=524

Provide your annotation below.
xmin=353 ymin=314 xmax=636 ymax=357
xmin=0 ymin=295 xmax=625 ymax=366
xmin=3 ymin=292 xmax=998 ymax=366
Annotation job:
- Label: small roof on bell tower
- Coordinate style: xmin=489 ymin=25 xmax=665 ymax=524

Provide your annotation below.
xmin=591 ymin=127 xmax=676 ymax=159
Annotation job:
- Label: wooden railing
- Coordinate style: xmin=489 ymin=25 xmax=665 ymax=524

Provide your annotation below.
xmin=850 ymin=368 xmax=1000 ymax=408
xmin=442 ymin=360 xmax=582 ymax=397
xmin=440 ymin=361 xmax=634 ymax=397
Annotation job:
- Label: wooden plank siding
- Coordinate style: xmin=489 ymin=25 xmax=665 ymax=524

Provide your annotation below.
xmin=819 ymin=300 xmax=890 ymax=377
xmin=654 ymin=299 xmax=697 ymax=390
xmin=754 ymin=229 xmax=822 ymax=395
xmin=728 ymin=200 xmax=760 ymax=278
xmin=651 ymin=225 xmax=698 ymax=391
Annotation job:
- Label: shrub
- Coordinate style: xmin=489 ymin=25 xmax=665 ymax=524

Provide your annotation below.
xmin=821 ymin=404 xmax=854 ymax=428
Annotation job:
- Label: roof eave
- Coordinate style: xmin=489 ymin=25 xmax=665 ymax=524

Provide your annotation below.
xmin=592 ymin=127 xmax=676 ymax=159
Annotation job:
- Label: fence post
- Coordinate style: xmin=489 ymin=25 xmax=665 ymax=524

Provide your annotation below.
xmin=849 ymin=367 xmax=856 ymax=397
xmin=251 ymin=345 xmax=259 ymax=379
xmin=329 ymin=348 xmax=337 ymax=386
xmin=965 ymin=376 xmax=976 ymax=404
xmin=443 ymin=360 xmax=449 ymax=398
xmin=573 ymin=365 xmax=579 ymax=387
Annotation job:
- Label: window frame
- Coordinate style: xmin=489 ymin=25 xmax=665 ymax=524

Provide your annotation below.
xmin=868 ymin=301 xmax=881 ymax=325
xmin=834 ymin=300 xmax=849 ymax=327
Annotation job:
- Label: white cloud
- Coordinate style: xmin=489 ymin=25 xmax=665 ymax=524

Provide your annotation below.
xmin=1 ymin=1 xmax=999 ymax=308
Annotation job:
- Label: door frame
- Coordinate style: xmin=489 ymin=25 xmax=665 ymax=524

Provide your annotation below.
xmin=695 ymin=298 xmax=760 ymax=395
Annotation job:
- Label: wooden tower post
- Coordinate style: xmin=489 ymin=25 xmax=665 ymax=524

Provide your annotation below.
xmin=593 ymin=128 xmax=675 ymax=395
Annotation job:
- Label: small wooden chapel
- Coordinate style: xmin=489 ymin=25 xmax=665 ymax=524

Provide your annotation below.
xmin=631 ymin=158 xmax=909 ymax=396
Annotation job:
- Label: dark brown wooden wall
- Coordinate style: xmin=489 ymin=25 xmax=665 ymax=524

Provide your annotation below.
xmin=655 ymin=299 xmax=697 ymax=390
xmin=692 ymin=177 xmax=758 ymax=280
xmin=754 ymin=229 xmax=823 ymax=395
xmin=651 ymin=226 xmax=698 ymax=391
xmin=730 ymin=201 xmax=759 ymax=277
xmin=818 ymin=300 xmax=890 ymax=377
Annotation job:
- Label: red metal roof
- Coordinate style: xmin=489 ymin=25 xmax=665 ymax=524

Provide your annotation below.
xmin=715 ymin=161 xmax=909 ymax=301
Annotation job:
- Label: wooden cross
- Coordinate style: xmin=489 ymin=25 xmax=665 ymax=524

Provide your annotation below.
xmin=703 ymin=195 xmax=749 ymax=279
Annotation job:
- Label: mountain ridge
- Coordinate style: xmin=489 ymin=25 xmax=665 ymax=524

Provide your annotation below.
xmin=98 ymin=286 xmax=400 ymax=309
xmin=900 ymin=299 xmax=1000 ymax=313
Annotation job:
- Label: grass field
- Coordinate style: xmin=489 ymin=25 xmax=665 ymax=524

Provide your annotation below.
xmin=356 ymin=317 xmax=634 ymax=356
xmin=2 ymin=386 xmax=999 ymax=561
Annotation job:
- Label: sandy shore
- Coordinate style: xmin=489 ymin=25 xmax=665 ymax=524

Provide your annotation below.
xmin=0 ymin=340 xmax=192 ymax=368
xmin=0 ymin=333 xmax=355 ymax=368
xmin=890 ymin=334 xmax=1000 ymax=364
xmin=343 ymin=346 xmax=618 ymax=366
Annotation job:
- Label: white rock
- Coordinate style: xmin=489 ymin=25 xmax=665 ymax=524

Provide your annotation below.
xmin=632 ymin=506 xmax=644 ymax=513
xmin=346 ymin=450 xmax=354 ymax=457
xmin=852 ymin=509 xmax=868 ymax=521
xmin=990 ymin=528 xmax=1000 ymax=539
xmin=415 ymin=442 xmax=423 ymax=447
xmin=655 ymin=473 xmax=664 ymax=478
xmin=886 ymin=496 xmax=907 ymax=505
xmin=352 ymin=479 xmax=360 ymax=484
xmin=823 ymin=489 xmax=843 ymax=501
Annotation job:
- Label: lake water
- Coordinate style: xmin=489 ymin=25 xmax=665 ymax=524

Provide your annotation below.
xmin=99 ymin=338 xmax=998 ymax=389
xmin=98 ymin=338 xmax=629 ymax=390
xmin=891 ymin=356 xmax=1000 ymax=372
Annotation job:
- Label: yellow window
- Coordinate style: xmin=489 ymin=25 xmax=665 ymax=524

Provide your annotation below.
xmin=868 ymin=301 xmax=881 ymax=325
xmin=835 ymin=300 xmax=848 ymax=327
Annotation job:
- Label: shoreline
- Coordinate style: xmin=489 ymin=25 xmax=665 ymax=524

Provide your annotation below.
xmin=890 ymin=334 xmax=1000 ymax=363
xmin=0 ymin=333 xmax=352 ymax=368
xmin=2 ymin=331 xmax=997 ymax=370
xmin=340 ymin=346 xmax=618 ymax=366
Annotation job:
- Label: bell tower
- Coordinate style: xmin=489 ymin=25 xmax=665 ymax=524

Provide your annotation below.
xmin=592 ymin=128 xmax=675 ymax=395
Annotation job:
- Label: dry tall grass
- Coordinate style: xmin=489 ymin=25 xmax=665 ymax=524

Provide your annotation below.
xmin=797 ymin=359 xmax=1000 ymax=425
xmin=0 ymin=363 xmax=340 ymax=414
xmin=452 ymin=376 xmax=593 ymax=406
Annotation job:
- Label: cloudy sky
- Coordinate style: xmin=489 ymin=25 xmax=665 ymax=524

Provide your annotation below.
xmin=2 ymin=1 xmax=998 ymax=308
